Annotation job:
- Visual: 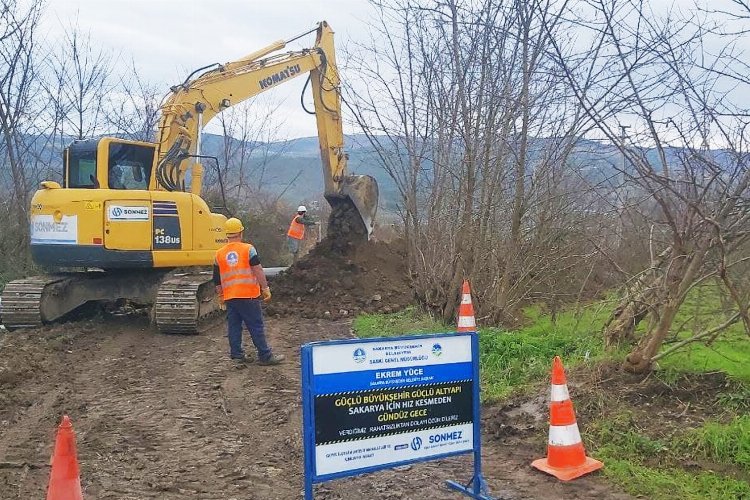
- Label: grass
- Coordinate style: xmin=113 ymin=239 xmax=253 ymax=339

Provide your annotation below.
xmin=588 ymin=412 xmax=750 ymax=471
xmin=352 ymin=294 xmax=749 ymax=398
xmin=353 ymin=306 xmax=445 ymax=338
xmin=478 ymin=303 xmax=613 ymax=399
xmin=352 ymin=290 xmax=750 ymax=498
xmin=659 ymin=332 xmax=750 ymax=383
xmin=678 ymin=415 xmax=750 ymax=470
xmin=589 ymin=412 xmax=750 ymax=499
xmin=716 ymin=385 xmax=750 ymax=412
xmin=644 ymin=283 xmax=750 ymax=383
xmin=353 ymin=302 xmax=610 ymax=400
xmin=600 ymin=457 xmax=750 ymax=500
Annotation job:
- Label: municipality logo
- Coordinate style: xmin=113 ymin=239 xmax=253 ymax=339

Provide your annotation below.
xmin=432 ymin=343 xmax=443 ymax=357
xmin=226 ymin=251 xmax=239 ymax=266
xmin=353 ymin=348 xmax=366 ymax=364
xmin=410 ymin=437 xmax=422 ymax=451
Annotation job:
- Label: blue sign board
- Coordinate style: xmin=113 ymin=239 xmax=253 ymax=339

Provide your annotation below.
xmin=301 ymin=332 xmax=494 ymax=499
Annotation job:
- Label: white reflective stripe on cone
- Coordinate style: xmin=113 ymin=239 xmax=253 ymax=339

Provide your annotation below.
xmin=457 ymin=316 xmax=476 ymax=328
xmin=461 ymin=293 xmax=472 ymax=304
xmin=548 ymin=423 xmax=582 ymax=446
xmin=550 ymin=384 xmax=570 ymax=402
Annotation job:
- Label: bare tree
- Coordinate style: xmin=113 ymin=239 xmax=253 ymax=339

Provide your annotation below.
xmin=0 ymin=0 xmax=44 ymax=274
xmin=208 ymin=97 xmax=297 ymax=212
xmin=346 ymin=0 xmax=600 ymax=322
xmin=48 ymin=18 xmax=111 ymax=140
xmin=105 ymin=61 xmax=162 ymax=141
xmin=544 ymin=0 xmax=750 ymax=372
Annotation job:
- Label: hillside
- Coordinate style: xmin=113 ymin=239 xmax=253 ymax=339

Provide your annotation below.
xmin=198 ymin=133 xmax=402 ymax=213
xmin=6 ymin=131 xmax=701 ymax=216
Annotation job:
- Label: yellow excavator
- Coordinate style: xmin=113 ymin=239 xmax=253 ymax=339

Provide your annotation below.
xmin=0 ymin=21 xmax=378 ymax=333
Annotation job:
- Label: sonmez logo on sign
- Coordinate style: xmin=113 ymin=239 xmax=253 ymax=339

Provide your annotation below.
xmin=429 ymin=431 xmax=463 ymax=443
xmin=410 ymin=437 xmax=422 ymax=451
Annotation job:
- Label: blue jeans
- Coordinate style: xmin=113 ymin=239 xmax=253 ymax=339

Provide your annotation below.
xmin=287 ymin=236 xmax=300 ymax=255
xmin=226 ymin=298 xmax=273 ymax=361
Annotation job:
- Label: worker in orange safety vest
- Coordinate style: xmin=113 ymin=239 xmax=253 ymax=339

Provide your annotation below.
xmin=286 ymin=205 xmax=318 ymax=262
xmin=214 ymin=217 xmax=284 ymax=366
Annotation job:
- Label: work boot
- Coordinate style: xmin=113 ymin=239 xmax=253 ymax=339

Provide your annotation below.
xmin=231 ymin=356 xmax=250 ymax=369
xmin=257 ymin=353 xmax=285 ymax=366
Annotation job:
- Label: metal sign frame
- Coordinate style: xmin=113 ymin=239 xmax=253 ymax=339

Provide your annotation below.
xmin=301 ymin=332 xmax=494 ymax=499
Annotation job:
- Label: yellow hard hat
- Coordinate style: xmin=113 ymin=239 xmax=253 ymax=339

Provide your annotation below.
xmin=225 ymin=217 xmax=244 ymax=235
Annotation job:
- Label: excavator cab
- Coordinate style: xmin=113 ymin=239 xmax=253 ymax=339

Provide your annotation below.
xmin=63 ymin=138 xmax=156 ymax=191
xmin=29 ymin=137 xmax=225 ymax=271
xmin=12 ymin=135 xmax=227 ymax=332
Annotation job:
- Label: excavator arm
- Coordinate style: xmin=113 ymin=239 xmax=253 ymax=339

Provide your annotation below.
xmin=154 ymin=21 xmax=378 ymax=238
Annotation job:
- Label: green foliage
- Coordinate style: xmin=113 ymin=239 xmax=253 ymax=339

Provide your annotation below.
xmin=353 ymin=303 xmax=610 ymax=400
xmin=654 ymin=283 xmax=750 ymax=383
xmin=589 ymin=412 xmax=670 ymax=459
xmin=352 ymin=292 xmax=748 ymax=399
xmin=716 ymin=385 xmax=750 ymax=412
xmin=678 ymin=416 xmax=750 ymax=470
xmin=589 ymin=412 xmax=750 ymax=498
xmin=478 ymin=325 xmax=604 ymax=400
xmin=352 ymin=307 xmax=446 ymax=339
xmin=599 ymin=457 xmax=750 ymax=500
xmin=652 ymin=366 xmax=687 ymax=387
xmin=659 ymin=333 xmax=750 ymax=384
xmin=352 ymin=301 xmax=750 ymax=498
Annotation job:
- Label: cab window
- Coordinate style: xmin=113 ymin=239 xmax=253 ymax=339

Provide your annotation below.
xmin=108 ymin=143 xmax=154 ymax=190
xmin=66 ymin=150 xmax=98 ymax=188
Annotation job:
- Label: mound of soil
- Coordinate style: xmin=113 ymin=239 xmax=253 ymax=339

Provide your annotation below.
xmin=266 ymin=238 xmax=413 ymax=320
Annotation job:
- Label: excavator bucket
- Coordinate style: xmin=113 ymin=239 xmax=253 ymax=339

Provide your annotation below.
xmin=326 ymin=174 xmax=379 ymax=241
xmin=342 ymin=174 xmax=378 ymax=238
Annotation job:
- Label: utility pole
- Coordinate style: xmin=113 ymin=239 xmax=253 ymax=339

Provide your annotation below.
xmin=619 ymin=125 xmax=630 ymax=175
xmin=617 ymin=124 xmax=630 ymax=248
xmin=309 ymin=200 xmax=322 ymax=242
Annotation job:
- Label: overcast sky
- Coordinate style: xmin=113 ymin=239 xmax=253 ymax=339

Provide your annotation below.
xmin=42 ymin=0 xmax=376 ymax=138
xmin=39 ymin=0 xmax=746 ymax=144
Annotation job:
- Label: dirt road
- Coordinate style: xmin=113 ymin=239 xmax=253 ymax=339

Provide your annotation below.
xmin=0 ymin=314 xmax=629 ymax=499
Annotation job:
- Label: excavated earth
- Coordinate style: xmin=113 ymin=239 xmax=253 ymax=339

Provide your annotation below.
xmin=265 ymin=238 xmax=414 ymax=320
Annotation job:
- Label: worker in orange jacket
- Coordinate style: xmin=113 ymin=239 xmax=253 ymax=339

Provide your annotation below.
xmin=287 ymin=205 xmax=318 ymax=262
xmin=214 ymin=218 xmax=284 ymax=366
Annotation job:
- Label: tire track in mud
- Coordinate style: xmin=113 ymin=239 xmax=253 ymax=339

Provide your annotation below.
xmin=0 ymin=316 xmax=631 ymax=499
xmin=63 ymin=322 xmax=288 ymax=499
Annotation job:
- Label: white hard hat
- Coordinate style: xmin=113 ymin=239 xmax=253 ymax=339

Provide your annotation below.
xmin=297 ymin=205 xmax=307 ymax=212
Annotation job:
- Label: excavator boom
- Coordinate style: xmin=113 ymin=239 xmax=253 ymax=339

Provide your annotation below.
xmin=155 ymin=21 xmax=377 ymax=238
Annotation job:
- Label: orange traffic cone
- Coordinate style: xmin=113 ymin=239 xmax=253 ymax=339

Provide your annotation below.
xmin=47 ymin=415 xmax=83 ymax=500
xmin=457 ymin=280 xmax=476 ymax=332
xmin=531 ymin=356 xmax=603 ymax=481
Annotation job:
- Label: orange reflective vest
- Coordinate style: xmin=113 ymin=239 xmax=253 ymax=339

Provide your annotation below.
xmin=215 ymin=242 xmax=260 ymax=299
xmin=287 ymin=214 xmax=305 ymax=240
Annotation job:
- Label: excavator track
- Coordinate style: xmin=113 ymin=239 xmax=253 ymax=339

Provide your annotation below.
xmin=0 ymin=276 xmax=69 ymax=329
xmin=0 ymin=271 xmax=218 ymax=334
xmin=154 ymin=271 xmax=218 ymax=334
